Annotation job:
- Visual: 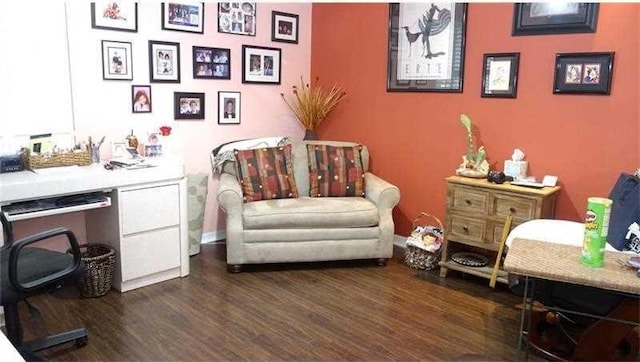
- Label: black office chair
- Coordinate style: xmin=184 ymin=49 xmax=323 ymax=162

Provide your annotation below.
xmin=1 ymin=214 xmax=88 ymax=359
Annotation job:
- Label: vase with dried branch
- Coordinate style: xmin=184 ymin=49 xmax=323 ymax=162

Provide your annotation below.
xmin=281 ymin=76 xmax=346 ymax=140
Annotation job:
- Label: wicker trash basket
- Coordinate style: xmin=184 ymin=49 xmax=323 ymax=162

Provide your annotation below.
xmin=74 ymin=243 xmax=116 ymax=298
xmin=404 ymin=213 xmax=444 ymax=270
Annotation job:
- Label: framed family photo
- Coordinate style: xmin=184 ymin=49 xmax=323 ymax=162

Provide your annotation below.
xmin=149 ymin=40 xmax=181 ymax=83
xmin=387 ymin=3 xmax=468 ymax=92
xmin=131 ymin=85 xmax=152 ymax=113
xmin=101 ymin=40 xmax=133 ymax=80
xmin=553 ymin=52 xmax=614 ymax=95
xmin=241 ymin=45 xmax=281 ymax=84
xmin=91 ymin=2 xmax=138 ymax=32
xmin=512 ymin=3 xmax=599 ymax=36
xmin=193 ymin=46 xmax=230 ymax=79
xmin=271 ymin=11 xmax=299 ymax=44
xmin=161 ymin=2 xmax=204 ymax=34
xmin=481 ymin=53 xmax=520 ymax=98
xmin=218 ymin=2 xmax=256 ymax=36
xmin=174 ymin=92 xmax=205 ymax=120
xmin=218 ymin=91 xmax=241 ymax=125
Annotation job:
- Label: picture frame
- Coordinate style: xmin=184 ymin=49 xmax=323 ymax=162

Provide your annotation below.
xmin=149 ymin=40 xmax=181 ymax=83
xmin=131 ymin=85 xmax=152 ymax=113
xmin=193 ymin=46 xmax=230 ymax=80
xmin=218 ymin=2 xmax=256 ymax=36
xmin=271 ymin=11 xmax=299 ymax=44
xmin=218 ymin=91 xmax=241 ymax=125
xmin=387 ymin=3 xmax=468 ymax=92
xmin=174 ymin=92 xmax=205 ymax=120
xmin=91 ymin=2 xmax=138 ymax=32
xmin=161 ymin=2 xmax=204 ymax=34
xmin=101 ymin=40 xmax=133 ymax=80
xmin=145 ymin=133 xmax=163 ymax=158
xmin=553 ymin=52 xmax=614 ymax=95
xmin=481 ymin=53 xmax=520 ymax=98
xmin=512 ymin=3 xmax=599 ymax=36
xmin=241 ymin=45 xmax=281 ymax=84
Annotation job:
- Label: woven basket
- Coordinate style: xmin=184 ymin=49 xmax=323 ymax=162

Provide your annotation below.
xmin=74 ymin=243 xmax=116 ymax=298
xmin=22 ymin=147 xmax=91 ymax=169
xmin=405 ymin=213 xmax=444 ymax=270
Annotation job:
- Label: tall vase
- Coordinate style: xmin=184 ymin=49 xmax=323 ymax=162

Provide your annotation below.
xmin=304 ymin=129 xmax=317 ymax=140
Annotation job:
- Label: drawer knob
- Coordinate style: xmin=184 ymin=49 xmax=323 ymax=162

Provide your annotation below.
xmin=465 ymin=199 xmax=472 ymax=205
xmin=509 ymin=207 xmax=516 ymax=213
xmin=462 ymin=226 xmax=469 ymax=233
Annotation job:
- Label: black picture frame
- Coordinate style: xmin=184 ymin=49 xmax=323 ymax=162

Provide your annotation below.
xmin=149 ymin=40 xmax=181 ymax=83
xmin=174 ymin=92 xmax=205 ymax=120
xmin=131 ymin=85 xmax=152 ymax=113
xmin=101 ymin=40 xmax=133 ymax=80
xmin=387 ymin=3 xmax=467 ymax=92
xmin=218 ymin=91 xmax=241 ymax=125
xmin=161 ymin=2 xmax=205 ymax=34
xmin=512 ymin=3 xmax=599 ymax=36
xmin=553 ymin=52 xmax=614 ymax=95
xmin=241 ymin=45 xmax=281 ymax=85
xmin=271 ymin=11 xmax=299 ymax=44
xmin=193 ymin=46 xmax=231 ymax=80
xmin=218 ymin=2 xmax=256 ymax=36
xmin=481 ymin=53 xmax=520 ymax=98
xmin=91 ymin=2 xmax=138 ymax=32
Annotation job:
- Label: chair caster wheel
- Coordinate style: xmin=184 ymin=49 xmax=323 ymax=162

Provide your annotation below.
xmin=75 ymin=336 xmax=88 ymax=347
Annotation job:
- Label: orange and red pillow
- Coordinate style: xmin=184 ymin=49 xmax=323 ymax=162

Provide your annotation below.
xmin=307 ymin=144 xmax=365 ymax=197
xmin=234 ymin=144 xmax=298 ymax=202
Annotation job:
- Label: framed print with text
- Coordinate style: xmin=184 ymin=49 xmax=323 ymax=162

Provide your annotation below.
xmin=161 ymin=2 xmax=204 ymax=33
xmin=241 ymin=45 xmax=281 ymax=84
xmin=481 ymin=53 xmax=520 ymax=98
xmin=512 ymin=3 xmax=599 ymax=36
xmin=149 ymin=40 xmax=181 ymax=83
xmin=218 ymin=91 xmax=241 ymax=125
xmin=553 ymin=52 xmax=614 ymax=95
xmin=91 ymin=2 xmax=138 ymax=32
xmin=101 ymin=40 xmax=133 ymax=80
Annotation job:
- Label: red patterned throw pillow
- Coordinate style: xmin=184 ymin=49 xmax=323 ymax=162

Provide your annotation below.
xmin=307 ymin=144 xmax=365 ymax=197
xmin=234 ymin=144 xmax=298 ymax=202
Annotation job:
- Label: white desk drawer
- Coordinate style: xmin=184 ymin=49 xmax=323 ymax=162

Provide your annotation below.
xmin=120 ymin=184 xmax=180 ymax=235
xmin=121 ymin=227 xmax=180 ymax=282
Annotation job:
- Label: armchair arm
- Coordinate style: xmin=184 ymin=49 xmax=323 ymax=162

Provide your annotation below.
xmin=365 ymin=172 xmax=401 ymax=209
xmin=217 ymin=173 xmax=244 ymax=213
xmin=9 ymin=227 xmax=81 ymax=293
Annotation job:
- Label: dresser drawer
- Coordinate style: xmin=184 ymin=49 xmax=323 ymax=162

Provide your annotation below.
xmin=450 ymin=186 xmax=489 ymax=214
xmin=120 ymin=184 xmax=180 ymax=235
xmin=448 ymin=215 xmax=486 ymax=244
xmin=121 ymin=227 xmax=181 ymax=282
xmin=493 ymin=194 xmax=536 ymax=222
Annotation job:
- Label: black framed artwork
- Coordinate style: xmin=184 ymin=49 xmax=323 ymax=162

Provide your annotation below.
xmin=101 ymin=40 xmax=133 ymax=80
xmin=271 ymin=11 xmax=299 ymax=44
xmin=131 ymin=85 xmax=152 ymax=113
xmin=193 ymin=46 xmax=230 ymax=79
xmin=174 ymin=92 xmax=205 ymax=119
xmin=218 ymin=91 xmax=241 ymax=125
xmin=91 ymin=2 xmax=138 ymax=32
xmin=512 ymin=3 xmax=599 ymax=36
xmin=241 ymin=45 xmax=281 ymax=84
xmin=149 ymin=40 xmax=181 ymax=83
xmin=387 ymin=3 xmax=468 ymax=92
xmin=481 ymin=53 xmax=520 ymax=98
xmin=553 ymin=52 xmax=614 ymax=95
xmin=218 ymin=2 xmax=256 ymax=36
xmin=161 ymin=2 xmax=205 ymax=34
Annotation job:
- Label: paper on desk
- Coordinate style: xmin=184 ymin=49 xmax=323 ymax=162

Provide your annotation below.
xmin=31 ymin=165 xmax=80 ymax=175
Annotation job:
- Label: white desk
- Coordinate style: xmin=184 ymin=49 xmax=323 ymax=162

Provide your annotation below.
xmin=0 ymin=160 xmax=189 ymax=292
xmin=0 ymin=330 xmax=24 ymax=362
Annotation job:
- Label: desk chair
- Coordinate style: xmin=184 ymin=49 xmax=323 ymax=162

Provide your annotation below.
xmin=1 ymin=215 xmax=88 ymax=359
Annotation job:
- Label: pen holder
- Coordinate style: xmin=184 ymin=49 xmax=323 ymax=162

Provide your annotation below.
xmin=91 ymin=146 xmax=100 ymax=163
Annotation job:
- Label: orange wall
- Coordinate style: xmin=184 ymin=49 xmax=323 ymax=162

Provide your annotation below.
xmin=311 ymin=3 xmax=639 ymax=236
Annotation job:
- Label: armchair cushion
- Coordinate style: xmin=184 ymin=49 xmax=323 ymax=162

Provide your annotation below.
xmin=307 ymin=144 xmax=365 ymax=198
xmin=234 ymin=144 xmax=298 ymax=202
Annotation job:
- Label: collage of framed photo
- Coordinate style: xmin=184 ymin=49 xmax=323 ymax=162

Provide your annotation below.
xmin=193 ymin=46 xmax=231 ymax=79
xmin=174 ymin=92 xmax=205 ymax=120
xmin=218 ymin=91 xmax=241 ymax=125
xmin=101 ymin=40 xmax=133 ymax=80
xmin=161 ymin=2 xmax=205 ymax=33
xmin=91 ymin=1 xmax=138 ymax=32
xmin=149 ymin=40 xmax=181 ymax=83
xmin=553 ymin=52 xmax=614 ymax=95
xmin=218 ymin=2 xmax=256 ymax=36
xmin=242 ymin=45 xmax=281 ymax=84
xmin=271 ymin=11 xmax=299 ymax=44
xmin=481 ymin=53 xmax=520 ymax=98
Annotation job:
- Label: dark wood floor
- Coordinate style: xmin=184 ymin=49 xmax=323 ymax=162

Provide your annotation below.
xmin=19 ymin=244 xmax=524 ymax=361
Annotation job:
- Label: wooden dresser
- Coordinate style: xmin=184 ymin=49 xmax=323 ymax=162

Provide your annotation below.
xmin=439 ymin=176 xmax=561 ymax=284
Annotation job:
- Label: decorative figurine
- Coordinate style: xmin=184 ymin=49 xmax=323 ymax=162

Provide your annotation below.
xmin=455 ymin=114 xmax=489 ymax=178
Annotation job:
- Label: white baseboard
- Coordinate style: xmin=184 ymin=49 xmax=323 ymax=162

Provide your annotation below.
xmin=394 ymin=234 xmax=406 ymax=249
xmin=201 ymin=230 xmax=226 ymax=244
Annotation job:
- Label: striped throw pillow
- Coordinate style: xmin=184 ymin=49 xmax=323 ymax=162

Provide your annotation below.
xmin=307 ymin=144 xmax=365 ymax=197
xmin=234 ymin=144 xmax=298 ymax=202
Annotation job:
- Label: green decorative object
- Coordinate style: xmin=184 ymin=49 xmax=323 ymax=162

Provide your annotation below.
xmin=456 ymin=114 xmax=489 ymax=178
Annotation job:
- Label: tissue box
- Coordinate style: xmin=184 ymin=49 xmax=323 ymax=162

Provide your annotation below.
xmin=504 ymin=160 xmax=528 ymax=179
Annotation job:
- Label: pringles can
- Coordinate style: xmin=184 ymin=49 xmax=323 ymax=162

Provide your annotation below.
xmin=580 ymin=197 xmax=613 ymax=267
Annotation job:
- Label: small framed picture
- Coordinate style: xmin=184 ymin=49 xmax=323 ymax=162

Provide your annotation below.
xmin=161 ymin=2 xmax=204 ymax=34
xmin=91 ymin=2 xmax=138 ymax=32
xmin=101 ymin=40 xmax=133 ymax=80
xmin=218 ymin=91 xmax=241 ymax=125
xmin=218 ymin=2 xmax=256 ymax=36
xmin=131 ymin=85 xmax=152 ymax=113
xmin=193 ymin=46 xmax=230 ymax=80
xmin=271 ymin=11 xmax=299 ymax=44
xmin=149 ymin=40 xmax=181 ymax=83
xmin=553 ymin=52 xmax=614 ymax=95
xmin=241 ymin=45 xmax=281 ymax=84
xmin=174 ymin=92 xmax=205 ymax=120
xmin=481 ymin=53 xmax=520 ymax=98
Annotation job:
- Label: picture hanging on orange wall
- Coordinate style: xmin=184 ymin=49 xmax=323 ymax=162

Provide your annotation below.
xmin=553 ymin=52 xmax=614 ymax=95
xmin=512 ymin=3 xmax=599 ymax=36
xmin=387 ymin=3 xmax=468 ymax=92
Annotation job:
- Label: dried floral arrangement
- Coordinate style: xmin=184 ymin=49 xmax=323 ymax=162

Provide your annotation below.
xmin=281 ymin=76 xmax=346 ymax=131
